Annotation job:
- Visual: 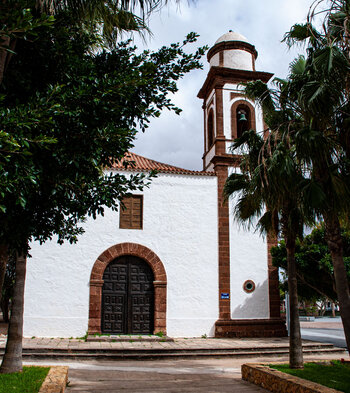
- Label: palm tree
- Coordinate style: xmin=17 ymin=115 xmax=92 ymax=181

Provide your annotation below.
xmin=281 ymin=0 xmax=350 ymax=351
xmin=224 ymin=124 xmax=309 ymax=368
xmin=224 ymin=55 xmax=337 ymax=366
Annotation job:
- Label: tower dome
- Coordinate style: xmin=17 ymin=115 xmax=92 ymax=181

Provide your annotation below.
xmin=207 ymin=30 xmax=258 ymax=71
xmin=215 ymin=31 xmax=249 ymax=44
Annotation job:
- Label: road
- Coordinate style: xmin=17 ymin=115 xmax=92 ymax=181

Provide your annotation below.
xmin=300 ymin=317 xmax=347 ymax=349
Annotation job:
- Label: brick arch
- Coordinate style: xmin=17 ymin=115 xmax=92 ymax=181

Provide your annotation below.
xmin=231 ymin=99 xmax=256 ymax=139
xmin=88 ymin=243 xmax=167 ymax=335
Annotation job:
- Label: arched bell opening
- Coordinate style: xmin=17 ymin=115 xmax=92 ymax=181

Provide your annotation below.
xmin=231 ymin=100 xmax=256 ymax=140
xmin=207 ymin=109 xmax=215 ymax=149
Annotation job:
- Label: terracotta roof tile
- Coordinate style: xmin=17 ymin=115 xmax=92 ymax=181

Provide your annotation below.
xmin=111 ymin=152 xmax=215 ymax=176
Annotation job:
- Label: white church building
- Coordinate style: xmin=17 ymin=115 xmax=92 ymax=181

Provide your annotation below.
xmin=23 ymin=32 xmax=287 ymax=339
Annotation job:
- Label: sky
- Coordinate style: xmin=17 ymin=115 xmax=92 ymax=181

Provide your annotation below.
xmin=131 ymin=0 xmax=314 ymax=171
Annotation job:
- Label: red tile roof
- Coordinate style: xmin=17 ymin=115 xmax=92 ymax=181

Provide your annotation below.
xmin=111 ymin=152 xmax=215 ymax=176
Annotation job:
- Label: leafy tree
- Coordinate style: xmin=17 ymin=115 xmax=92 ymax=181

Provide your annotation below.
xmin=0 ymin=10 xmax=206 ymax=373
xmin=0 ymin=0 xmax=184 ymax=304
xmin=0 ymin=0 xmax=181 ymax=83
xmin=272 ymin=224 xmax=350 ymax=302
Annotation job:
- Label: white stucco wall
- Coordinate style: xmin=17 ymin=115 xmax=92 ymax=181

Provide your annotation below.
xmin=224 ymin=50 xmax=253 ymax=71
xmin=209 ymin=50 xmax=253 ymax=71
xmin=209 ymin=52 xmax=220 ymax=67
xmin=228 ymin=171 xmax=269 ymax=319
xmin=24 ymin=173 xmax=219 ymax=338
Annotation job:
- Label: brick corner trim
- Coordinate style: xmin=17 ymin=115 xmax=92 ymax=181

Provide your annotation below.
xmin=88 ymin=242 xmax=167 ymax=335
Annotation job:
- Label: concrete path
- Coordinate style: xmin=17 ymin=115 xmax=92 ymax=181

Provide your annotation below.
xmin=26 ymin=358 xmax=269 ymax=392
xmin=25 ymin=352 xmax=346 ymax=393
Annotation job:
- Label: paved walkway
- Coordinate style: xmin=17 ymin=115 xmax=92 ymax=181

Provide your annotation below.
xmin=0 ymin=335 xmax=322 ymax=351
xmin=0 ymin=318 xmax=346 ymax=353
xmin=27 ymin=353 xmax=345 ymax=393
xmin=65 ymin=359 xmax=267 ymax=392
xmin=0 ymin=318 xmax=346 ymax=392
xmin=26 ymin=358 xmax=270 ymax=392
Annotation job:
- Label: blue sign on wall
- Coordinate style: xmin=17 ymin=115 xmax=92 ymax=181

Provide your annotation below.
xmin=221 ymin=293 xmax=229 ymax=299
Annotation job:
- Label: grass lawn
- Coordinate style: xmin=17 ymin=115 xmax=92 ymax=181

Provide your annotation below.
xmin=0 ymin=366 xmax=49 ymax=393
xmin=271 ymin=361 xmax=350 ymax=392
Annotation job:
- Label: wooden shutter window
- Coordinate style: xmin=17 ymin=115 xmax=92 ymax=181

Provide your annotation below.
xmin=119 ymin=195 xmax=143 ymax=229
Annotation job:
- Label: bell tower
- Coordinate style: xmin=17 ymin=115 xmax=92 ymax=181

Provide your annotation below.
xmin=198 ymin=30 xmax=273 ymax=171
xmin=198 ymin=31 xmax=287 ymax=338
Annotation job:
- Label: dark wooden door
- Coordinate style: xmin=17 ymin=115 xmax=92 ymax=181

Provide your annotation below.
xmin=101 ymin=256 xmax=154 ymax=334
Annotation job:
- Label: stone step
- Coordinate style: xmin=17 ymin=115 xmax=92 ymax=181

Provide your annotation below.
xmin=86 ymin=335 xmax=174 ymax=342
xmin=28 ymin=342 xmax=338 ymax=353
xmin=0 ymin=341 xmax=338 ymax=354
xmin=0 ymin=344 xmax=346 ymax=360
xmin=17 ymin=348 xmax=348 ymax=360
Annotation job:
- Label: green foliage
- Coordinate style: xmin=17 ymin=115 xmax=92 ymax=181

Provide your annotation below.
xmin=0 ymin=0 xmax=54 ymax=52
xmin=0 ymin=366 xmax=49 ymax=392
xmin=271 ymin=361 xmax=350 ymax=392
xmin=0 ymin=12 xmax=206 ymax=251
xmin=271 ymin=224 xmax=350 ymax=300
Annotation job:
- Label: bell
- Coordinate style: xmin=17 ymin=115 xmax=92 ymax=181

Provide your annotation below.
xmin=238 ymin=112 xmax=247 ymax=122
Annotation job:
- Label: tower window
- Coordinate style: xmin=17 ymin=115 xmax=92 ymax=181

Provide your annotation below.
xmin=207 ymin=109 xmax=215 ymax=148
xmin=119 ymin=195 xmax=143 ymax=229
xmin=236 ymin=105 xmax=250 ymax=138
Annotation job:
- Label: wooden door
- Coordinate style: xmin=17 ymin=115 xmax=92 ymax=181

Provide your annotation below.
xmin=101 ymin=256 xmax=154 ymax=334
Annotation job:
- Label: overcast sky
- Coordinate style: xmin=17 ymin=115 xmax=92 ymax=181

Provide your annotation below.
xmin=131 ymin=0 xmax=313 ymax=171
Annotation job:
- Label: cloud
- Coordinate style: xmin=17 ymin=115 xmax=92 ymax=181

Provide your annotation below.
xmin=132 ymin=0 xmax=313 ymax=170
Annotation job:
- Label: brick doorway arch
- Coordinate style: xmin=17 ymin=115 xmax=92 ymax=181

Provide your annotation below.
xmin=88 ymin=243 xmax=167 ymax=335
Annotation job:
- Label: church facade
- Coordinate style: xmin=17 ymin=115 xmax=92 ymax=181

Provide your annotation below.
xmin=23 ymin=32 xmax=287 ymax=338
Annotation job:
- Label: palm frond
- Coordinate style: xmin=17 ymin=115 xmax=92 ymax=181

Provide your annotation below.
xmin=223 ymin=173 xmax=249 ymax=201
xmin=283 ymin=23 xmax=322 ymax=48
xmin=312 ymin=44 xmax=349 ymax=75
xmin=289 ymin=55 xmax=306 ymax=76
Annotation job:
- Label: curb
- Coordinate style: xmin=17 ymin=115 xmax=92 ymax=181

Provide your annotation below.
xmin=242 ymin=363 xmax=341 ymax=393
xmin=39 ymin=366 xmax=69 ymax=393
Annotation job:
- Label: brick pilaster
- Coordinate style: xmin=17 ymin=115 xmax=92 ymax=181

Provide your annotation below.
xmin=215 ymin=88 xmax=224 ymax=136
xmin=215 ymin=163 xmax=231 ymax=320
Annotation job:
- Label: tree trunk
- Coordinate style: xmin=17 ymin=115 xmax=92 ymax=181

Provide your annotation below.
xmin=324 ymin=212 xmax=350 ymax=351
xmin=331 ymin=302 xmax=336 ymax=318
xmin=0 ymin=38 xmax=10 ymax=85
xmin=0 ymin=38 xmax=16 ymax=84
xmin=0 ymin=244 xmax=8 ymax=306
xmin=0 ymin=252 xmax=26 ymax=374
xmin=0 ymin=297 xmax=9 ymax=323
xmin=286 ymin=236 xmax=304 ymax=369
